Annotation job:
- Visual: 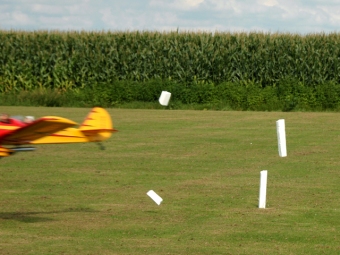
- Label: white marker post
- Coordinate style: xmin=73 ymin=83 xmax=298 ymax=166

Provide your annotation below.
xmin=259 ymin=170 xmax=268 ymax=209
xmin=147 ymin=190 xmax=163 ymax=205
xmin=276 ymin=119 xmax=287 ymax=157
xmin=159 ymin=91 xmax=171 ymax=106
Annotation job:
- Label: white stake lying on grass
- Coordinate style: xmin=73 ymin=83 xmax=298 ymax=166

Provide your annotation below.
xmin=147 ymin=190 xmax=163 ymax=205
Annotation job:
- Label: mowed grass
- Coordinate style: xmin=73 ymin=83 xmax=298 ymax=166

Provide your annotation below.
xmin=1 ymin=106 xmax=340 ymax=255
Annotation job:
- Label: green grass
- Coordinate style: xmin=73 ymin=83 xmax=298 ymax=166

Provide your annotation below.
xmin=1 ymin=107 xmax=340 ymax=254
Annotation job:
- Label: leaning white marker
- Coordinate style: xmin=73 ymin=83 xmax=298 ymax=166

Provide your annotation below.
xmin=159 ymin=91 xmax=171 ymax=106
xmin=259 ymin=170 xmax=268 ymax=209
xmin=147 ymin=190 xmax=163 ymax=205
xmin=276 ymin=119 xmax=287 ymax=157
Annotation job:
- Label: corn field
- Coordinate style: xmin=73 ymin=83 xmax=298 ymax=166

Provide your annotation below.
xmin=1 ymin=30 xmax=340 ymax=93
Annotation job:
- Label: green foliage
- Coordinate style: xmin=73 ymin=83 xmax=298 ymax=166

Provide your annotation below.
xmin=1 ymin=30 xmax=340 ymax=91
xmin=2 ymin=78 xmax=340 ymax=111
xmin=81 ymin=81 xmax=137 ymax=107
xmin=2 ymin=30 xmax=340 ymax=111
xmin=0 ymin=88 xmax=67 ymax=107
xmin=314 ymin=81 xmax=340 ymax=110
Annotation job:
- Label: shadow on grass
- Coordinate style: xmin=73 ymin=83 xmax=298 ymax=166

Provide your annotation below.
xmin=0 ymin=207 xmax=98 ymax=223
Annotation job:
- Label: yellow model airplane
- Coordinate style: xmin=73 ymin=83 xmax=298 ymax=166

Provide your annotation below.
xmin=0 ymin=107 xmax=117 ymax=157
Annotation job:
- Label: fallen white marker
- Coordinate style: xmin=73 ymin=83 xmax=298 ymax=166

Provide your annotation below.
xmin=276 ymin=119 xmax=287 ymax=157
xmin=159 ymin=91 xmax=171 ymax=106
xmin=259 ymin=170 xmax=268 ymax=209
xmin=147 ymin=190 xmax=163 ymax=205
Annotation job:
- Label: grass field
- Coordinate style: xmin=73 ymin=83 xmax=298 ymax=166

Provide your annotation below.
xmin=1 ymin=106 xmax=340 ymax=254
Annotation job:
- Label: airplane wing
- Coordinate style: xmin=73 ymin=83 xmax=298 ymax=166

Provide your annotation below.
xmin=0 ymin=116 xmax=77 ymax=145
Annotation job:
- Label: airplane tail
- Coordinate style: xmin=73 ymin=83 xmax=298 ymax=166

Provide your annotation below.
xmin=79 ymin=107 xmax=117 ymax=142
xmin=29 ymin=107 xmax=117 ymax=144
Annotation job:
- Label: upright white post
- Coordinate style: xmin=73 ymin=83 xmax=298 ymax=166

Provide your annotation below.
xmin=259 ymin=170 xmax=268 ymax=209
xmin=276 ymin=119 xmax=287 ymax=157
